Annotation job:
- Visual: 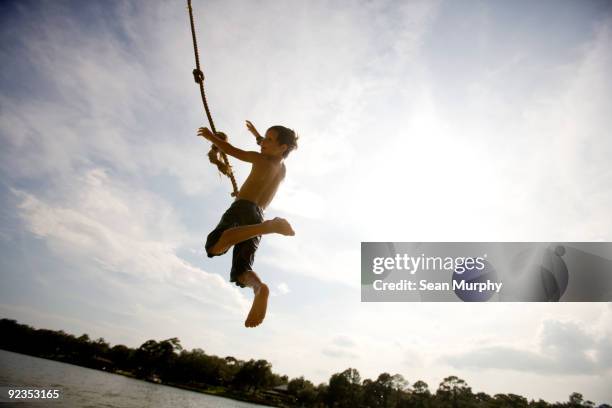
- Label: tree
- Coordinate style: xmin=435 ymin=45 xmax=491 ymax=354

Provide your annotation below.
xmin=134 ymin=337 xmax=182 ymax=379
xmin=493 ymin=393 xmax=528 ymax=408
xmin=288 ymin=376 xmax=317 ymax=406
xmin=474 ymin=391 xmax=493 ymax=405
xmin=413 ymin=380 xmax=430 ymax=394
xmin=411 ymin=380 xmax=432 ymax=408
xmin=109 ymin=344 xmax=131 ymax=369
xmin=567 ymin=392 xmax=595 ymax=408
xmin=327 ymin=368 xmax=362 ymax=407
xmin=232 ymin=359 xmax=273 ymax=393
xmin=528 ymin=399 xmax=551 ymax=408
xmin=92 ymin=337 xmax=110 ymax=358
xmin=362 ymin=373 xmax=409 ymax=408
xmin=436 ymin=376 xmax=472 ymax=408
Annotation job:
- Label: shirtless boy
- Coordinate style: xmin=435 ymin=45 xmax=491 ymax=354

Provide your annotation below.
xmin=197 ymin=121 xmax=297 ymax=327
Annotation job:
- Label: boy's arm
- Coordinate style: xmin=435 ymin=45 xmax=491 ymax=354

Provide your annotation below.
xmin=198 ymin=127 xmax=261 ymax=163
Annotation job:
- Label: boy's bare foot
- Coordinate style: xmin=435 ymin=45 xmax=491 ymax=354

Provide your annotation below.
xmin=245 ymin=284 xmax=269 ymax=328
xmin=267 ymin=217 xmax=295 ymax=236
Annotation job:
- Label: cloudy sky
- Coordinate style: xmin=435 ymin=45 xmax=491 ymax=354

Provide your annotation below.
xmin=1 ymin=0 xmax=612 ymax=404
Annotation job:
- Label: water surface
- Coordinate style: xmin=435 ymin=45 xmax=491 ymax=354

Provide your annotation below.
xmin=0 ymin=349 xmax=270 ymax=407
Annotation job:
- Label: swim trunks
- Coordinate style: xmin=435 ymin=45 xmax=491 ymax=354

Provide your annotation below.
xmin=205 ymin=199 xmax=264 ymax=288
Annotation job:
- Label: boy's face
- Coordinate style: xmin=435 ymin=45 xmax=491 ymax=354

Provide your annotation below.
xmin=260 ymin=129 xmax=287 ymax=157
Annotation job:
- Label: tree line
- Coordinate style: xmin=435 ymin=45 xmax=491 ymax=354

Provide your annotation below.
xmin=0 ymin=318 xmax=607 ymax=408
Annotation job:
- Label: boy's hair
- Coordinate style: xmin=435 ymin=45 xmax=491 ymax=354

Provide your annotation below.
xmin=269 ymin=125 xmax=298 ymax=158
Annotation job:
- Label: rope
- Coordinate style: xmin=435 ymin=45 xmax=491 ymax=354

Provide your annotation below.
xmin=187 ymin=0 xmax=239 ymax=197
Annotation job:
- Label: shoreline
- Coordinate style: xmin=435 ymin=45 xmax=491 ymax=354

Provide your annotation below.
xmin=1 ymin=349 xmax=282 ymax=407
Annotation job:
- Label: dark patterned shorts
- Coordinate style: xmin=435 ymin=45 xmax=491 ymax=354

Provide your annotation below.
xmin=205 ymin=199 xmax=264 ymax=288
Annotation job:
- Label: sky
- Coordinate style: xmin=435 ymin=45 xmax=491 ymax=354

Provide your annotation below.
xmin=1 ymin=0 xmax=612 ymax=404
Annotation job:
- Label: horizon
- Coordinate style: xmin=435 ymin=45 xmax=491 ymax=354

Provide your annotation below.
xmin=0 ymin=316 xmax=598 ymax=405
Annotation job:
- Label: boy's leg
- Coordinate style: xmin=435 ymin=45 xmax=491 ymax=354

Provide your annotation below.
xmin=238 ymin=271 xmax=269 ymax=328
xmin=230 ymin=230 xmax=268 ymax=327
xmin=208 ymin=217 xmax=295 ymax=255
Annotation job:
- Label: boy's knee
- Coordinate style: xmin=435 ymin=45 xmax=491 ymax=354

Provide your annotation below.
xmin=238 ymin=270 xmax=261 ymax=288
xmin=216 ymin=230 xmax=230 ymax=246
xmin=207 ymin=242 xmax=226 ymax=256
xmin=206 ymin=230 xmax=231 ymax=256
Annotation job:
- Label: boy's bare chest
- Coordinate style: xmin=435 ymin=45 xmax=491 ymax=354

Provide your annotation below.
xmin=249 ymin=163 xmax=280 ymax=182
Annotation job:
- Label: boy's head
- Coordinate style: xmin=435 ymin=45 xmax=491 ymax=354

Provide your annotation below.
xmin=261 ymin=125 xmax=298 ymax=159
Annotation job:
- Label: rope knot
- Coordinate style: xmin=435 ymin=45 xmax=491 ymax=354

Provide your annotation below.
xmin=192 ymin=68 xmax=204 ymax=83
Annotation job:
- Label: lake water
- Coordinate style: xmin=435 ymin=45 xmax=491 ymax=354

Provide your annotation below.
xmin=0 ymin=349 xmax=271 ymax=407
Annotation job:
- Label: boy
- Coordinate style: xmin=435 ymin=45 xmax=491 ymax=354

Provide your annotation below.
xmin=197 ymin=121 xmax=298 ymax=327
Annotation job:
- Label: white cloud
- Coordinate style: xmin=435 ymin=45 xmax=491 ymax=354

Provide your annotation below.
xmin=276 ymin=282 xmax=290 ymax=295
xmin=442 ymin=319 xmax=612 ymax=376
xmin=270 ymin=181 xmax=326 ymax=220
xmin=0 ymin=3 xmax=218 ymax=196
xmin=13 ymin=168 xmax=248 ymax=316
xmin=333 ymin=335 xmax=356 ymax=348
xmin=258 ymin=234 xmax=360 ymax=286
xmin=322 ymin=347 xmax=359 ymax=360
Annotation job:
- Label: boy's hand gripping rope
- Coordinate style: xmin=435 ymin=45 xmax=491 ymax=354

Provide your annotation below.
xmin=187 ymin=0 xmax=239 ymax=197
